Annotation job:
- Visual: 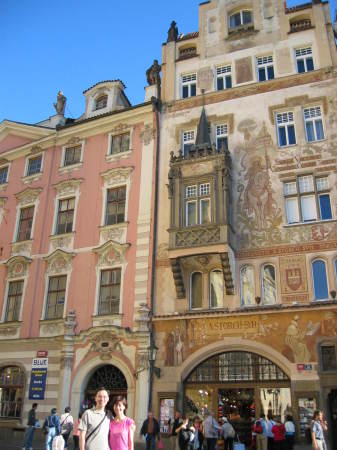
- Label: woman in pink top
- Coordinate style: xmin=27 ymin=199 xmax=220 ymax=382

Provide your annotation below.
xmin=109 ymin=395 xmax=136 ymax=450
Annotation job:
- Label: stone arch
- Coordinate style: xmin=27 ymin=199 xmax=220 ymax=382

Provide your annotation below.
xmin=71 ymin=355 xmax=135 ymax=419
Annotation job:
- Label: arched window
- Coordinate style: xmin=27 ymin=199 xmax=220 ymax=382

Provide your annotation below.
xmin=0 ymin=366 xmax=24 ymax=418
xmin=95 ymin=95 xmax=108 ymax=110
xmin=210 ymin=270 xmax=224 ymax=308
xmin=190 ymin=272 xmax=202 ymax=309
xmin=229 ymin=10 xmax=253 ymax=29
xmin=312 ymin=260 xmax=328 ymax=300
xmin=262 ymin=264 xmax=276 ymax=305
xmin=240 ymin=265 xmax=255 ymax=305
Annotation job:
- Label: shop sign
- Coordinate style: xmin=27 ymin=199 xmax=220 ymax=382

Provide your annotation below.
xmin=28 ymin=357 xmax=48 ymax=400
xmin=297 ymin=363 xmax=312 ymax=371
xmin=37 ymin=350 xmax=48 ymax=357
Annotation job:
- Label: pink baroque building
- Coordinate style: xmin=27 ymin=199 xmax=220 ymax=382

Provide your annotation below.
xmin=0 ymin=80 xmax=158 ymax=434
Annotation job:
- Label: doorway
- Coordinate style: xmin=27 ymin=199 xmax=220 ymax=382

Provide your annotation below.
xmin=328 ymin=389 xmax=337 ymax=450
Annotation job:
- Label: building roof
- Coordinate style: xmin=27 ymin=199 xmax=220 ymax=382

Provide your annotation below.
xmin=177 ymin=32 xmax=199 ymax=41
xmin=83 ymin=79 xmax=126 ymax=94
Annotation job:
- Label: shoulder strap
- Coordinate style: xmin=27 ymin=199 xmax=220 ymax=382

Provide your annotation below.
xmin=86 ymin=412 xmax=107 ymax=443
xmin=61 ymin=414 xmax=69 ymax=426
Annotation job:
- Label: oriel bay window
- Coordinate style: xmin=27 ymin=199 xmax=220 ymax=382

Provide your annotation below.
xmin=105 ymin=186 xmax=126 ymax=225
xmin=5 ymin=280 xmax=24 ymax=322
xmin=185 ymin=183 xmax=211 ymax=226
xmin=16 ymin=206 xmax=34 ymax=241
xmin=56 ymin=197 xmax=75 ymax=234
xmin=45 ymin=275 xmax=66 ymax=319
xmin=99 ymin=268 xmax=121 ymax=315
xmin=284 ymin=175 xmax=332 ymax=224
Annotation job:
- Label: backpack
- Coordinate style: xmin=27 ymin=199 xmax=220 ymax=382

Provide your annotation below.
xmin=254 ymin=420 xmax=263 ymax=434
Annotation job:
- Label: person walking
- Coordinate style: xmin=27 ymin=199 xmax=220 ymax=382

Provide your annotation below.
xmin=255 ymin=414 xmax=268 ymax=450
xmin=22 ymin=402 xmax=38 ymax=450
xmin=60 ymin=407 xmax=74 ymax=449
xmin=109 ymin=395 xmax=135 ymax=450
xmin=203 ymin=411 xmax=221 ymax=450
xmin=189 ymin=416 xmax=204 ymax=450
xmin=140 ymin=410 xmax=160 ymax=450
xmin=73 ymin=412 xmax=82 ymax=450
xmin=221 ymin=416 xmax=235 ymax=450
xmin=171 ymin=411 xmax=183 ymax=450
xmin=79 ymin=387 xmax=110 ymax=450
xmin=178 ymin=416 xmax=193 ymax=450
xmin=43 ymin=408 xmax=61 ymax=450
xmin=271 ymin=418 xmax=285 ymax=450
xmin=284 ymin=416 xmax=295 ymax=450
xmin=311 ymin=410 xmax=327 ymax=450
xmin=266 ymin=415 xmax=275 ymax=450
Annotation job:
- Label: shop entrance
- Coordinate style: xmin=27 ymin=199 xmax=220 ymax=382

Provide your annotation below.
xmin=184 ymin=351 xmax=291 ymax=448
xmin=328 ymin=389 xmax=337 ymax=450
xmin=83 ymin=364 xmax=127 ymax=413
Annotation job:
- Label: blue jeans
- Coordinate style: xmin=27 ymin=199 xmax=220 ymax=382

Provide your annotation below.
xmin=46 ymin=427 xmax=57 ymax=450
xmin=146 ymin=434 xmax=156 ymax=450
xmin=23 ymin=426 xmax=35 ymax=448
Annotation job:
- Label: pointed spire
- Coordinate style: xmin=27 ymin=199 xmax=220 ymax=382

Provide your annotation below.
xmin=195 ymin=106 xmax=211 ymax=150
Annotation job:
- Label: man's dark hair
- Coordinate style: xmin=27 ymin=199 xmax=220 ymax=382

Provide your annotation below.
xmin=51 ymin=408 xmax=57 ymax=414
xmin=95 ymin=387 xmax=110 ymax=396
xmin=32 ymin=403 xmax=38 ymax=408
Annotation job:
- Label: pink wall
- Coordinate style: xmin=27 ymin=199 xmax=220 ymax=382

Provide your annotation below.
xmin=0 ymin=122 xmax=152 ymax=337
xmin=0 ymin=134 xmax=34 ymax=154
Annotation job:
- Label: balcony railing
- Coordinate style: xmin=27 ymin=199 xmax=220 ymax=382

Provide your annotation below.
xmin=289 ymin=19 xmax=312 ymax=33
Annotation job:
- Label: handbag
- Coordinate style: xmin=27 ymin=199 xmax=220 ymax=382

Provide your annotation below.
xmin=233 ymin=435 xmax=245 ymax=450
xmin=52 ymin=435 xmax=65 ymax=450
xmin=158 ymin=439 xmax=164 ymax=449
xmin=43 ymin=416 xmax=51 ymax=435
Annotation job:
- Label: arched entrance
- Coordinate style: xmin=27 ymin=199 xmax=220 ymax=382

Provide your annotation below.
xmin=0 ymin=366 xmax=25 ymax=418
xmin=83 ymin=365 xmax=127 ymax=412
xmin=184 ymin=351 xmax=291 ymax=447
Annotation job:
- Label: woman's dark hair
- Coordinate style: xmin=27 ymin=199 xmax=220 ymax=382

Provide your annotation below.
xmin=65 ymin=406 xmax=71 ymax=413
xmin=112 ymin=395 xmax=127 ymax=416
xmin=313 ymin=410 xmax=322 ymax=420
xmin=286 ymin=415 xmax=293 ymax=422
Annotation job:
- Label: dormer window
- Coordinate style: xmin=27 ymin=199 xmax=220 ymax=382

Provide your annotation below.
xmin=229 ymin=10 xmax=252 ymax=29
xmin=95 ymin=95 xmax=108 ymax=110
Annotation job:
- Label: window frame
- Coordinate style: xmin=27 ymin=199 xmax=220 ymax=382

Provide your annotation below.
xmin=0 ymin=164 xmax=9 ymax=186
xmin=295 ymin=47 xmax=314 ymax=73
xmin=184 ymin=182 xmax=212 ymax=227
xmin=240 ymin=265 xmax=255 ymax=306
xmin=182 ymin=130 xmax=195 ymax=156
xmin=4 ymin=279 xmax=24 ymax=323
xmin=55 ymin=197 xmax=75 ymax=235
xmin=215 ymin=124 xmax=228 ymax=151
xmin=228 ymin=10 xmax=253 ymax=29
xmin=105 ymin=185 xmax=127 ymax=226
xmin=275 ymin=111 xmax=296 ymax=147
xmin=44 ymin=275 xmax=67 ymax=320
xmin=98 ymin=268 xmax=122 ymax=316
xmin=320 ymin=344 xmax=337 ymax=372
xmin=16 ymin=205 xmax=35 ymax=242
xmin=181 ymin=73 xmax=197 ymax=99
xmin=256 ymin=55 xmax=275 ymax=82
xmin=303 ymin=106 xmax=325 ymax=143
xmin=312 ymin=259 xmax=329 ymax=301
xmin=209 ymin=269 xmax=224 ymax=309
xmin=94 ymin=94 xmax=108 ymax=111
xmin=25 ymin=154 xmax=43 ymax=177
xmin=261 ymin=263 xmax=277 ymax=305
xmin=109 ymin=132 xmax=131 ymax=155
xmin=61 ymin=142 xmax=84 ymax=167
xmin=190 ymin=271 xmax=203 ymax=309
xmin=216 ymin=65 xmax=232 ymax=91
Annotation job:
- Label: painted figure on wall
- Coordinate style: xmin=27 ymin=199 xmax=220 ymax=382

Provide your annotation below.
xmin=285 ymin=316 xmax=312 ymax=362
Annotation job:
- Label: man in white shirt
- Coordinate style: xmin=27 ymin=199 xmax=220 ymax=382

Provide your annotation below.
xmin=60 ymin=406 xmax=74 ymax=449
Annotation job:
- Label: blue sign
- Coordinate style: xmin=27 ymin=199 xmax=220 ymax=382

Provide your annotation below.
xmin=29 ymin=358 xmax=48 ymax=400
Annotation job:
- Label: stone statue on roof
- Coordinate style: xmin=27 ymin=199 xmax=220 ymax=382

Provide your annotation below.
xmin=167 ymin=21 xmax=178 ymax=42
xmin=54 ymin=90 xmax=66 ymax=115
xmin=146 ymin=60 xmax=161 ymax=87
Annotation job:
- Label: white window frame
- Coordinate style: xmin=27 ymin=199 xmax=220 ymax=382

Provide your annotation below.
xmin=256 ymin=55 xmax=274 ymax=82
xmin=185 ymin=182 xmax=211 ymax=226
xmin=61 ymin=140 xmax=85 ymax=168
xmin=295 ymin=47 xmax=314 ymax=73
xmin=107 ymin=130 xmax=132 ymax=156
xmin=13 ymin=198 xmax=39 ymax=243
xmin=216 ymin=65 xmax=232 ymax=90
xmin=215 ymin=124 xmax=228 ymax=150
xmin=52 ymin=185 xmax=81 ymax=236
xmin=275 ymin=111 xmax=296 ymax=147
xmin=182 ymin=130 xmax=195 ymax=155
xmin=0 ymin=163 xmax=10 ymax=187
xmin=181 ymin=73 xmax=197 ymax=99
xmin=228 ymin=10 xmax=253 ymax=29
xmin=94 ymin=264 xmax=126 ymax=316
xmin=55 ymin=196 xmax=76 ymax=235
xmin=25 ymin=153 xmax=44 ymax=177
xmin=303 ymin=106 xmax=325 ymax=143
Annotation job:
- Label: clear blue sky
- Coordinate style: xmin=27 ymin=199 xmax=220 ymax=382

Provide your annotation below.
xmin=1 ymin=0 xmax=336 ymax=124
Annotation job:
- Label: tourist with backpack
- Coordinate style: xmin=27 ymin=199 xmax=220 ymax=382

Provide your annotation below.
xmin=255 ymin=414 xmax=268 ymax=450
xmin=43 ymin=408 xmax=61 ymax=450
xmin=221 ymin=417 xmax=235 ymax=450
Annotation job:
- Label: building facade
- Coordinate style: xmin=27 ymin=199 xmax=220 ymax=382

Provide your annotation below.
xmin=153 ymin=0 xmax=337 ymax=446
xmin=0 ymin=81 xmax=158 ymax=434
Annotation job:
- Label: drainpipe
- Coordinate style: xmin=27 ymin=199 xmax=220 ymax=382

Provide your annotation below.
xmin=148 ymin=94 xmax=161 ymax=411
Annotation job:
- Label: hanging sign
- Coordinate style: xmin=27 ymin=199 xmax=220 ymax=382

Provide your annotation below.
xmin=28 ymin=357 xmax=48 ymax=400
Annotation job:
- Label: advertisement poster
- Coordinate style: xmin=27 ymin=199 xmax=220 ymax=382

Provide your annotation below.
xmin=28 ymin=357 xmax=48 ymax=400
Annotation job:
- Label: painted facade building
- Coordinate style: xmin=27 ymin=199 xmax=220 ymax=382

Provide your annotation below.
xmin=154 ymin=0 xmax=337 ymax=446
xmin=0 ymin=81 xmax=158 ymax=434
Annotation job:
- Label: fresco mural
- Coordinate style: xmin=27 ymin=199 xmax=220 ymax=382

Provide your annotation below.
xmin=155 ymin=309 xmax=337 ymax=366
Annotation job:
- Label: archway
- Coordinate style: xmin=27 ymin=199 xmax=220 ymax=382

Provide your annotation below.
xmin=184 ymin=351 xmax=291 ymax=447
xmin=0 ymin=366 xmax=25 ymax=418
xmin=83 ymin=364 xmax=127 ymax=412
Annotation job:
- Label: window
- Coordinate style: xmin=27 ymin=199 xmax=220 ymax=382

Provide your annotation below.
xmin=284 ymin=175 xmax=332 ymax=224
xmin=95 ymin=95 xmax=108 ymax=110
xmin=216 ymin=124 xmax=228 ymax=151
xmin=295 ymin=47 xmax=314 ymax=73
xmin=240 ymin=266 xmax=255 ymax=305
xmin=312 ymin=260 xmax=328 ymax=300
xmin=5 ymin=280 xmax=23 ymax=322
xmin=56 ymin=198 xmax=75 ymax=234
xmin=45 ymin=275 xmax=66 ymax=319
xmin=185 ymin=183 xmax=211 ymax=226
xmin=98 ymin=269 xmax=121 ymax=315
xmin=16 ymin=206 xmax=34 ymax=241
xmin=0 ymin=366 xmax=24 ymax=418
xmin=110 ymin=133 xmax=130 ymax=155
xmin=303 ymin=107 xmax=324 ymax=142
xmin=210 ymin=270 xmax=224 ymax=308
xmin=0 ymin=166 xmax=9 ymax=185
xmin=262 ymin=264 xmax=276 ymax=305
xmin=182 ymin=130 xmax=195 ymax=155
xmin=321 ymin=345 xmax=337 ymax=371
xmin=190 ymin=272 xmax=202 ymax=309
xmin=105 ymin=186 xmax=126 ymax=225
xmin=229 ymin=10 xmax=252 ymax=28
xmin=216 ymin=66 xmax=232 ymax=90
xmin=257 ymin=56 xmax=274 ymax=82
xmin=276 ymin=112 xmax=296 ymax=147
xmin=27 ymin=155 xmax=42 ymax=176
xmin=181 ymin=74 xmax=197 ymax=98
xmin=64 ymin=145 xmax=82 ymax=166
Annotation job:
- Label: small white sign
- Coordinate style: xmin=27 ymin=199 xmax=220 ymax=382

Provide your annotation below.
xmin=32 ymin=358 xmax=48 ymax=369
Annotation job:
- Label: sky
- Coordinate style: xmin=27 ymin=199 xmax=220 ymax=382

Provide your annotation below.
xmin=1 ymin=0 xmax=336 ymax=125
